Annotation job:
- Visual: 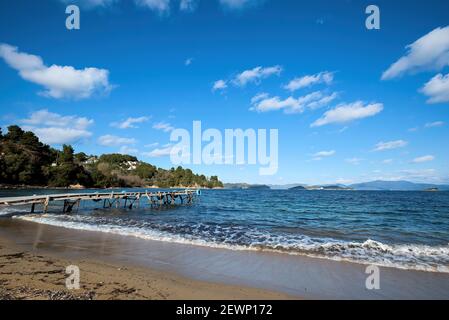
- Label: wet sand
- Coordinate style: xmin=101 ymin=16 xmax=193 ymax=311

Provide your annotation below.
xmin=0 ymin=220 xmax=293 ymax=300
xmin=1 ymin=218 xmax=449 ymax=300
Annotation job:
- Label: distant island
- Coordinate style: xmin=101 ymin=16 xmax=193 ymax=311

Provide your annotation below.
xmin=223 ymin=183 xmax=271 ymax=190
xmin=0 ymin=125 xmax=223 ymax=189
xmin=225 ymin=180 xmax=449 ymax=192
xmin=288 ymin=185 xmax=306 ymax=190
xmin=290 ymin=185 xmax=353 ymax=191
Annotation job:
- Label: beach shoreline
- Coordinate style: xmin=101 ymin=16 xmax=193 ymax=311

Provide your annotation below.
xmin=0 ymin=228 xmax=293 ymax=300
xmin=1 ymin=218 xmax=448 ymax=300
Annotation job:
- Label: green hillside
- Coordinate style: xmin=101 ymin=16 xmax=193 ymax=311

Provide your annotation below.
xmin=0 ymin=125 xmax=223 ymax=189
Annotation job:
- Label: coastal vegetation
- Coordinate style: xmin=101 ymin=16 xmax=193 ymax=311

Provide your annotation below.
xmin=0 ymin=125 xmax=223 ymax=189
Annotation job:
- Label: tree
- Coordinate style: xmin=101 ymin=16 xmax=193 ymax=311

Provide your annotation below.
xmin=0 ymin=157 xmax=5 ymax=182
xmin=0 ymin=125 xmax=224 ymax=188
xmin=59 ymin=145 xmax=75 ymax=164
xmin=134 ymin=163 xmax=157 ymax=180
xmin=0 ymin=126 xmax=56 ymax=185
xmin=99 ymin=154 xmax=138 ymax=165
xmin=5 ymin=125 xmax=25 ymax=141
xmin=75 ymin=152 xmax=88 ymax=164
xmin=48 ymin=145 xmax=93 ymax=188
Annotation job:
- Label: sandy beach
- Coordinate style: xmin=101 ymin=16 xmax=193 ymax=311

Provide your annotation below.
xmin=1 ymin=218 xmax=448 ymax=300
xmin=0 ymin=234 xmax=293 ymax=300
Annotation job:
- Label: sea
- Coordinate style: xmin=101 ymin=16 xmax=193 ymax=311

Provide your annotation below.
xmin=1 ymin=188 xmax=448 ymax=273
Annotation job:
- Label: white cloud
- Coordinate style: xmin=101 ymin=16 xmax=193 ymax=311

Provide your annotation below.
xmin=312 ymin=150 xmax=335 ymax=161
xmin=180 ymin=0 xmax=197 ymax=11
xmin=219 ymin=0 xmax=255 ymax=9
xmin=212 ymin=79 xmax=228 ymax=91
xmin=251 ymin=92 xmax=269 ymax=104
xmin=412 ymin=155 xmax=435 ymax=163
xmin=346 ymin=158 xmax=363 ymax=165
xmin=425 ymin=121 xmax=445 ymax=128
xmin=62 ymin=0 xmax=260 ymax=12
xmin=421 ymin=73 xmax=449 ymax=103
xmin=382 ymin=159 xmax=393 ymax=164
xmin=338 ymin=126 xmax=348 ymax=133
xmin=373 ymin=140 xmax=408 ymax=152
xmin=215 ymin=65 xmax=282 ymax=91
xmin=153 ymin=121 xmax=175 ymax=132
xmin=234 ymin=65 xmax=282 ymax=86
xmin=311 ymin=101 xmax=383 ymax=127
xmin=21 ymin=109 xmax=93 ymax=129
xmin=135 ymin=0 xmax=171 ymax=13
xmin=284 ymin=71 xmax=334 ymax=92
xmin=0 ymin=44 xmax=113 ymax=99
xmin=313 ymin=150 xmax=336 ymax=157
xmin=59 ymin=0 xmax=117 ymax=8
xmin=251 ymin=91 xmax=337 ymax=114
xmin=382 ymin=26 xmax=449 ymax=80
xmin=144 ymin=142 xmax=159 ymax=148
xmin=252 ymin=96 xmax=300 ymax=113
xmin=20 ymin=109 xmax=93 ymax=145
xmin=111 ymin=116 xmax=150 ymax=129
xmin=306 ymin=92 xmax=338 ymax=110
xmin=119 ymin=145 xmax=138 ymax=155
xmin=98 ymin=135 xmax=136 ymax=147
xmin=142 ymin=144 xmax=174 ymax=157
xmin=27 ymin=128 xmax=92 ymax=145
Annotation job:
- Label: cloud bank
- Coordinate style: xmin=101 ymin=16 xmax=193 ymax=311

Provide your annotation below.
xmin=0 ymin=44 xmax=113 ymax=99
xmin=284 ymin=71 xmax=334 ymax=92
xmin=421 ymin=73 xmax=449 ymax=103
xmin=20 ymin=109 xmax=94 ymax=145
xmin=382 ymin=26 xmax=449 ymax=80
xmin=251 ymin=91 xmax=338 ymax=114
xmin=373 ymin=140 xmax=408 ymax=152
xmin=311 ymin=101 xmax=383 ymax=127
xmin=233 ymin=65 xmax=282 ymax=86
xmin=111 ymin=116 xmax=150 ymax=129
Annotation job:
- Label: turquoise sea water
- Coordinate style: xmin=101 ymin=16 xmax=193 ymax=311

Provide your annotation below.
xmin=1 ymin=189 xmax=449 ymax=272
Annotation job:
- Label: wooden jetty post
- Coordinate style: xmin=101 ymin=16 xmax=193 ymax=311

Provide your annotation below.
xmin=43 ymin=196 xmax=50 ymax=214
xmin=63 ymin=199 xmax=80 ymax=213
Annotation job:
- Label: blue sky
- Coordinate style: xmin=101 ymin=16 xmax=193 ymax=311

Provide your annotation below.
xmin=1 ymin=0 xmax=449 ymax=185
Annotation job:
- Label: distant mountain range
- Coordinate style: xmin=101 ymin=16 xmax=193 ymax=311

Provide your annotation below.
xmin=348 ymin=180 xmax=449 ymax=191
xmin=225 ymin=180 xmax=449 ymax=191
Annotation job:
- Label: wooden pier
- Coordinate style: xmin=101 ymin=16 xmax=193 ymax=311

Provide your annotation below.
xmin=0 ymin=190 xmax=200 ymax=214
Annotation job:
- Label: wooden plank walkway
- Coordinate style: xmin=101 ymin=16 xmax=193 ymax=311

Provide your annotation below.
xmin=0 ymin=190 xmax=200 ymax=213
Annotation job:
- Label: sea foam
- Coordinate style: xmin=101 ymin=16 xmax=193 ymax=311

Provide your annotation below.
xmin=15 ymin=214 xmax=449 ymax=274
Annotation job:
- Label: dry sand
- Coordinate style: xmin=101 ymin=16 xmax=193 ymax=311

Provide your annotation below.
xmin=0 ymin=236 xmax=293 ymax=300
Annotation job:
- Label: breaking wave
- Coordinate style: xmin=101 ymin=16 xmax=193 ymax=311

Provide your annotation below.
xmin=0 ymin=207 xmax=25 ymax=217
xmin=15 ymin=213 xmax=449 ymax=273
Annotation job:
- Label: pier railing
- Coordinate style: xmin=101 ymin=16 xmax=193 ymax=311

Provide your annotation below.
xmin=0 ymin=189 xmax=200 ymax=213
